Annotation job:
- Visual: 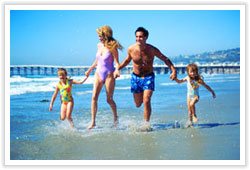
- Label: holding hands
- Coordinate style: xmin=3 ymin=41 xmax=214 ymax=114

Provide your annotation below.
xmin=170 ymin=71 xmax=177 ymax=80
xmin=113 ymin=69 xmax=120 ymax=79
xmin=85 ymin=70 xmax=91 ymax=77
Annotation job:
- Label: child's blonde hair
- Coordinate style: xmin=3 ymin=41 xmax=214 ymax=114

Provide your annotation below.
xmin=96 ymin=25 xmax=123 ymax=52
xmin=57 ymin=68 xmax=67 ymax=76
xmin=186 ymin=63 xmax=204 ymax=84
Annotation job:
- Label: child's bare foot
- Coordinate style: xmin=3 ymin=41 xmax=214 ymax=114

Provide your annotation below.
xmin=87 ymin=123 xmax=96 ymax=130
xmin=192 ymin=115 xmax=198 ymax=123
xmin=185 ymin=120 xmax=193 ymax=128
xmin=70 ymin=122 xmax=74 ymax=128
xmin=68 ymin=119 xmax=74 ymax=128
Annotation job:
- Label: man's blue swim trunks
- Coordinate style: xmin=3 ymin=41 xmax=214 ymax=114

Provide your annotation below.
xmin=131 ymin=72 xmax=155 ymax=93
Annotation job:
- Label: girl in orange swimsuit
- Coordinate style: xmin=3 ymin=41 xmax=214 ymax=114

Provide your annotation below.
xmin=49 ymin=68 xmax=87 ymax=128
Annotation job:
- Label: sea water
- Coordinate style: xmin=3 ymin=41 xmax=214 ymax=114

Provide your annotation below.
xmin=9 ymin=73 xmax=240 ymax=160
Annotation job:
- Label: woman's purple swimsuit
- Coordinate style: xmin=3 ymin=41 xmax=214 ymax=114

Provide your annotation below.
xmin=96 ymin=51 xmax=115 ymax=82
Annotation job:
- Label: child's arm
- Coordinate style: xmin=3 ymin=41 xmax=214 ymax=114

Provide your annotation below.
xmin=201 ymin=81 xmax=216 ymax=98
xmin=174 ymin=76 xmax=187 ymax=84
xmin=49 ymin=88 xmax=59 ymax=111
xmin=85 ymin=59 xmax=97 ymax=77
xmin=72 ymin=76 xmax=88 ymax=84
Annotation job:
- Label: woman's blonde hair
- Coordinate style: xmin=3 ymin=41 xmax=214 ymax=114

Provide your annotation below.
xmin=96 ymin=25 xmax=123 ymax=52
xmin=186 ymin=63 xmax=203 ymax=84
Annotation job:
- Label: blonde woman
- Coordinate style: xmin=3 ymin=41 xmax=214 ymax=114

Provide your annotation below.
xmin=85 ymin=25 xmax=123 ymax=129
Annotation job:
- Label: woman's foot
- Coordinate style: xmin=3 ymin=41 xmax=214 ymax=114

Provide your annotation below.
xmin=113 ymin=116 xmax=119 ymax=128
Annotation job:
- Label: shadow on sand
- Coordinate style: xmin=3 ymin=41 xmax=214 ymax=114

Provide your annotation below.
xmin=197 ymin=122 xmax=240 ymax=129
xmin=152 ymin=122 xmax=240 ymax=130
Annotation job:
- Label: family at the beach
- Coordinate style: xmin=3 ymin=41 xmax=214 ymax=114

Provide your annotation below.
xmin=49 ymin=25 xmax=216 ymax=130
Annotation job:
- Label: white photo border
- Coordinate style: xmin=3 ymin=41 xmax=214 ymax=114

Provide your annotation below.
xmin=3 ymin=3 xmax=246 ymax=166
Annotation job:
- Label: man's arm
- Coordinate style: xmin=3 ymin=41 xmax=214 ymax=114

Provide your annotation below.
xmin=154 ymin=47 xmax=177 ymax=80
xmin=118 ymin=48 xmax=132 ymax=70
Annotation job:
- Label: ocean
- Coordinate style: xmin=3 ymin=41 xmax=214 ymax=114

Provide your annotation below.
xmin=9 ymin=71 xmax=241 ymax=162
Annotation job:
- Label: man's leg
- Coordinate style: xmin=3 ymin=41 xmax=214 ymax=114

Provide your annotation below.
xmin=143 ymin=90 xmax=153 ymax=122
xmin=133 ymin=92 xmax=143 ymax=107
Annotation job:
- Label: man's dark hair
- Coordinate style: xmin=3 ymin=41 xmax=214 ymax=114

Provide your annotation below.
xmin=135 ymin=27 xmax=149 ymax=38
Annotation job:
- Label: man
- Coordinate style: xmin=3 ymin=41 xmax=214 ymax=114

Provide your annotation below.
xmin=118 ymin=27 xmax=177 ymax=127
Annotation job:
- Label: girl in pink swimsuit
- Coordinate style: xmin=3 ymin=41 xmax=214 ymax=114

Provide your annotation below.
xmin=85 ymin=25 xmax=123 ymax=129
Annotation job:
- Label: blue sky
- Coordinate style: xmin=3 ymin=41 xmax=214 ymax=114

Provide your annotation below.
xmin=10 ymin=9 xmax=240 ymax=66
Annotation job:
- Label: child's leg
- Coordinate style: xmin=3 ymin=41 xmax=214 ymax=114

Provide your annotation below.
xmin=66 ymin=101 xmax=74 ymax=128
xmin=190 ymin=96 xmax=199 ymax=123
xmin=60 ymin=103 xmax=67 ymax=120
xmin=185 ymin=99 xmax=193 ymax=128
xmin=187 ymin=98 xmax=192 ymax=121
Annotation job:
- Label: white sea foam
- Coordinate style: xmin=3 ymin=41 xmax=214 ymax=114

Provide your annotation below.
xmin=9 ymin=74 xmax=238 ymax=95
xmin=10 ymin=81 xmax=57 ymax=95
xmin=10 ymin=76 xmax=94 ymax=96
xmin=115 ymin=86 xmax=130 ymax=90
xmin=9 ymin=74 xmax=132 ymax=96
xmin=159 ymin=82 xmax=177 ymax=86
xmin=75 ymin=91 xmax=93 ymax=95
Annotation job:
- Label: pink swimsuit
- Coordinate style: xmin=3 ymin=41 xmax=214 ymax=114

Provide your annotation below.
xmin=96 ymin=51 xmax=115 ymax=82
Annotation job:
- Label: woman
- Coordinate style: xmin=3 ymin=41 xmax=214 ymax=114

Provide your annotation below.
xmin=85 ymin=25 xmax=123 ymax=129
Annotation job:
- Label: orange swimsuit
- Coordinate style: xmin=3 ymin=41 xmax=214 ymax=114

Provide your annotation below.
xmin=57 ymin=79 xmax=73 ymax=103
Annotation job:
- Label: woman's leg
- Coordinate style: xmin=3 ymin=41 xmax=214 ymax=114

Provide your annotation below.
xmin=88 ymin=73 xmax=103 ymax=129
xmin=105 ymin=74 xmax=118 ymax=126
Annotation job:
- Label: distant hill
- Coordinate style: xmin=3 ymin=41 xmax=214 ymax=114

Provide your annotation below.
xmin=155 ymin=48 xmax=240 ymax=65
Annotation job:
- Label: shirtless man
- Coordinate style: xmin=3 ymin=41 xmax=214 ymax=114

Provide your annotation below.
xmin=118 ymin=27 xmax=177 ymax=125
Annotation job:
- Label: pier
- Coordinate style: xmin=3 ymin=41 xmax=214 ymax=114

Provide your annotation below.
xmin=10 ymin=65 xmax=240 ymax=76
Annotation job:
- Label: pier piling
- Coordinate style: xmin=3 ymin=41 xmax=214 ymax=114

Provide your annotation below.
xmin=10 ymin=65 xmax=240 ymax=76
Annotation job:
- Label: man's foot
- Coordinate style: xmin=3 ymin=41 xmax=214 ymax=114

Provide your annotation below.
xmin=113 ymin=120 xmax=118 ymax=128
xmin=139 ymin=122 xmax=153 ymax=132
